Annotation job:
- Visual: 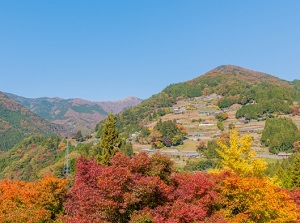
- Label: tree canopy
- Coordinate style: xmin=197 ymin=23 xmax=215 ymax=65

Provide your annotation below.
xmin=261 ymin=117 xmax=300 ymax=154
xmin=216 ymin=130 xmax=267 ymax=177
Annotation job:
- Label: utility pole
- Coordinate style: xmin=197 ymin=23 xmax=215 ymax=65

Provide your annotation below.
xmin=64 ymin=139 xmax=70 ymax=177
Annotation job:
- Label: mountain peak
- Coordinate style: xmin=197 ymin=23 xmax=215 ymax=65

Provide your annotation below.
xmin=211 ymin=64 xmax=266 ymax=74
xmin=5 ymin=93 xmax=142 ymax=134
xmin=199 ymin=64 xmax=290 ymax=88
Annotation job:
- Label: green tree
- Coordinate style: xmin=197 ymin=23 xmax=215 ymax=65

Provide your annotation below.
xmin=73 ymin=130 xmax=83 ymax=142
xmin=203 ymin=140 xmax=220 ymax=159
xmin=120 ymin=138 xmax=134 ymax=157
xmin=153 ymin=119 xmax=185 ymax=147
xmin=217 ymin=121 xmax=224 ymax=131
xmin=291 ymin=153 xmax=300 ymax=188
xmin=98 ymin=113 xmax=120 ymax=165
xmin=261 ymin=117 xmax=300 ymax=154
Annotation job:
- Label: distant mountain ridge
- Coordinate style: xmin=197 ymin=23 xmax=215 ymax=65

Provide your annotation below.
xmin=0 ymin=92 xmax=68 ymax=151
xmin=5 ymin=93 xmax=142 ymax=134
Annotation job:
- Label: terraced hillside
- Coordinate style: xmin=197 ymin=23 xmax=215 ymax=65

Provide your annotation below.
xmin=97 ymin=65 xmax=300 ymax=137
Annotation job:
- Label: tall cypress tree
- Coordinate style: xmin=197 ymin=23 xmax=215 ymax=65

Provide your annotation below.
xmin=98 ymin=113 xmax=120 ymax=165
xmin=291 ymin=153 xmax=300 ymax=188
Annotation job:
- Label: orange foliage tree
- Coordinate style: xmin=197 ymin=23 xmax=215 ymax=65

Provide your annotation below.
xmin=212 ymin=172 xmax=299 ymax=223
xmin=0 ymin=175 xmax=67 ymax=223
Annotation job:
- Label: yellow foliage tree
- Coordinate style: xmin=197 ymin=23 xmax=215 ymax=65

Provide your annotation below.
xmin=216 ymin=130 xmax=267 ymax=177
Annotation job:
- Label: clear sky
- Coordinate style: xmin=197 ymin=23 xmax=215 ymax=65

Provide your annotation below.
xmin=0 ymin=1 xmax=299 ymax=101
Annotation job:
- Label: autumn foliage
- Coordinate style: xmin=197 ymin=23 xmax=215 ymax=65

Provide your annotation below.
xmin=216 ymin=130 xmax=267 ymax=177
xmin=1 ymin=134 xmax=300 ymax=222
xmin=64 ymin=152 xmax=222 ymax=222
xmin=211 ymin=171 xmax=298 ymax=222
xmin=0 ymin=175 xmax=67 ymax=223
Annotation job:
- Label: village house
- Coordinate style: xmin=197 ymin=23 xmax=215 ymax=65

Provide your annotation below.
xmin=277 ymin=152 xmax=292 ymax=158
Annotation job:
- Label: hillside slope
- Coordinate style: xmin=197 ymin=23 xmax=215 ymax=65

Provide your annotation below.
xmin=0 ymin=92 xmax=67 ymax=151
xmin=0 ymin=135 xmax=81 ymax=180
xmin=5 ymin=94 xmax=142 ymax=134
xmin=99 ymin=65 xmax=300 ymax=136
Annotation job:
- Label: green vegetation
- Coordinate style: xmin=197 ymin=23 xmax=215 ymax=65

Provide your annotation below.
xmin=261 ymin=117 xmax=300 ymax=154
xmin=96 ymin=66 xmax=300 ymax=138
xmin=202 ymin=140 xmax=221 ymax=159
xmin=235 ymin=83 xmax=298 ymax=120
xmin=6 ymin=96 xmax=108 ymax=121
xmin=217 ymin=121 xmax=225 ymax=131
xmin=97 ymin=113 xmax=121 ymax=165
xmin=96 ymin=114 xmax=133 ymax=164
xmin=0 ymin=135 xmax=76 ymax=180
xmin=215 ymin=112 xmax=228 ymax=121
xmin=0 ymin=94 xmax=62 ymax=151
xmin=72 ymin=104 xmax=107 ymax=115
xmin=154 ymin=119 xmax=185 ymax=146
xmin=120 ymin=138 xmax=134 ymax=157
xmin=33 ymin=99 xmax=70 ymax=121
xmin=184 ymin=158 xmax=217 ymax=171
xmin=266 ymin=153 xmax=300 ymax=189
xmin=292 ymin=79 xmax=300 ymax=92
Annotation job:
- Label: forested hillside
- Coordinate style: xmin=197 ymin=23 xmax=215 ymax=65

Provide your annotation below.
xmin=96 ymin=65 xmax=300 ymax=136
xmin=0 ymin=135 xmax=65 ymax=180
xmin=6 ymin=93 xmax=142 ymax=134
xmin=0 ymin=92 xmax=67 ymax=151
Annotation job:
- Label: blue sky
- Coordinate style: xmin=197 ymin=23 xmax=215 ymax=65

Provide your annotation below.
xmin=0 ymin=1 xmax=299 ymax=101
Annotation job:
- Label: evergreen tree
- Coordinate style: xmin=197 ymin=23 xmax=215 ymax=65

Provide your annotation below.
xmin=120 ymin=138 xmax=134 ymax=157
xmin=73 ymin=130 xmax=83 ymax=142
xmin=261 ymin=117 xmax=300 ymax=154
xmin=291 ymin=153 xmax=300 ymax=188
xmin=98 ymin=113 xmax=120 ymax=165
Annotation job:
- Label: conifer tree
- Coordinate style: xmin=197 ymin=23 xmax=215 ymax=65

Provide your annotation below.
xmin=98 ymin=113 xmax=120 ymax=165
xmin=120 ymin=138 xmax=133 ymax=157
xmin=291 ymin=153 xmax=300 ymax=188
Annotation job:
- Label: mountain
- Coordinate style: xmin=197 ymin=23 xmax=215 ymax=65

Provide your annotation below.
xmin=0 ymin=92 xmax=68 ymax=151
xmin=96 ymin=65 xmax=300 ymax=136
xmin=5 ymin=93 xmax=142 ymax=134
xmin=98 ymin=96 xmax=144 ymax=113
xmin=1 ymin=65 xmax=299 ymax=181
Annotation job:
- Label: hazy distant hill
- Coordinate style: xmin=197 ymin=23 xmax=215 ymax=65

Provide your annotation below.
xmin=5 ymin=93 xmax=142 ymax=134
xmin=0 ymin=92 xmax=67 ymax=151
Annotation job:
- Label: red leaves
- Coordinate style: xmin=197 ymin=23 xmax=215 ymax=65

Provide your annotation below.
xmin=65 ymin=152 xmax=221 ymax=222
xmin=151 ymin=172 xmax=218 ymax=222
xmin=288 ymin=188 xmax=300 ymax=222
xmin=64 ymin=157 xmax=104 ymax=223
